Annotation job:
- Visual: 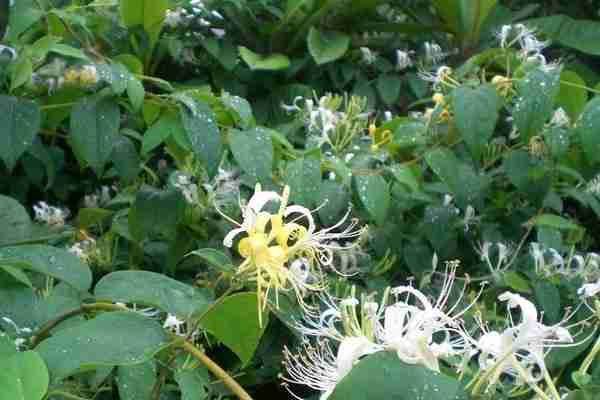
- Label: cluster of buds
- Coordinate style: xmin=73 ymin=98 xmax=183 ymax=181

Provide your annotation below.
xmin=64 ymin=65 xmax=98 ymax=87
xmin=33 ymin=201 xmax=69 ymax=228
xmin=367 ymin=123 xmax=392 ymax=152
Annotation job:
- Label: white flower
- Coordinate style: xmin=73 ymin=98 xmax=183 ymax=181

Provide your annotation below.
xmin=360 ymin=47 xmax=377 ymax=65
xmin=471 ymin=292 xmax=573 ymax=387
xmin=282 ymin=336 xmax=379 ymax=400
xmin=379 ymin=261 xmax=475 ymax=372
xmin=550 ymin=108 xmax=570 ymax=127
xmin=173 ymin=172 xmax=199 ymax=205
xmin=418 ymin=66 xmax=452 ymax=90
xmin=163 ymin=314 xmax=186 ymax=336
xmin=578 ymin=279 xmax=600 ymax=298
xmin=68 ymin=238 xmax=97 ymax=263
xmin=477 ymin=241 xmax=512 ymax=274
xmin=424 ymin=41 xmax=445 ymax=64
xmin=0 ymin=45 xmax=17 ymax=60
xmin=165 ymin=8 xmax=184 ymax=27
xmin=586 ymin=174 xmax=600 ymax=196
xmin=395 ymin=50 xmax=413 ymax=70
xmin=33 ymin=201 xmax=68 ymax=227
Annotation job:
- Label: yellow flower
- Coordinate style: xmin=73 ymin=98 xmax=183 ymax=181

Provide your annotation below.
xmin=216 ymin=184 xmax=364 ymax=326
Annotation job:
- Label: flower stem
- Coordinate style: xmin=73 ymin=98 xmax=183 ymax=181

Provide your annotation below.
xmin=579 ymin=333 xmax=600 ymax=375
xmin=179 ymin=340 xmax=254 ymax=400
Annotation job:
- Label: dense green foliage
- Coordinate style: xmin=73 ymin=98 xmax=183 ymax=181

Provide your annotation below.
xmin=2 ymin=1 xmax=600 ymax=400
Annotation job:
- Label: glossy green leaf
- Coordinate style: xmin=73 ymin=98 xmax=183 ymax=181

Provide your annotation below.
xmin=116 ymin=361 xmax=156 ymax=400
xmin=179 ymin=100 xmax=222 ymax=177
xmin=127 ymin=77 xmax=145 ymax=112
xmin=111 ymin=134 xmax=141 ymax=184
xmin=229 ymin=127 xmax=273 ymax=184
xmin=7 ymin=0 xmax=43 ymax=41
xmin=513 ymin=67 xmax=561 ymax=141
xmin=0 ymin=245 xmax=92 ymax=291
xmin=128 ymin=186 xmax=186 ymax=241
xmin=453 ymin=84 xmax=499 ymax=159
xmin=142 ymin=112 xmax=182 ymax=155
xmin=70 ymin=96 xmax=121 ymax=176
xmin=575 ymin=96 xmax=600 ymax=164
xmin=0 ymin=195 xmax=32 ymax=246
xmin=188 ymin=248 xmax=235 ymax=272
xmin=37 ymin=311 xmax=169 ymax=380
xmin=95 ymin=270 xmax=210 ymax=318
xmin=531 ymin=214 xmax=580 ymax=231
xmin=201 ymin=292 xmax=268 ymax=365
xmin=307 ymin=27 xmax=350 ymax=65
xmin=284 ymin=152 xmax=322 ymax=208
xmin=557 ymin=70 xmax=587 ymax=120
xmin=329 ymin=351 xmax=466 ymax=400
xmin=239 ymin=46 xmax=290 ymax=71
xmin=0 ymin=351 xmax=49 ymax=400
xmin=174 ymin=366 xmax=209 ymax=400
xmin=0 ymin=96 xmax=41 ymax=171
xmin=354 ymin=175 xmax=390 ymax=225
xmin=376 ymin=74 xmax=402 ymax=106
xmin=120 ymin=0 xmax=168 ymax=45
xmin=528 ymin=15 xmax=600 ymax=56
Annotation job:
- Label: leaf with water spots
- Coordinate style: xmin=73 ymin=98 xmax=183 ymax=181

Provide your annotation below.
xmin=0 ymin=351 xmax=49 ymax=400
xmin=37 ymin=311 xmax=169 ymax=381
xmin=178 ymin=99 xmax=222 ymax=178
xmin=329 ymin=351 xmax=467 ymax=400
xmin=116 ymin=361 xmax=156 ymax=400
xmin=70 ymin=95 xmax=121 ymax=176
xmin=575 ymin=96 xmax=600 ymax=165
xmin=513 ymin=67 xmax=561 ymax=141
xmin=94 ymin=270 xmax=211 ymax=319
xmin=229 ymin=127 xmax=273 ymax=184
xmin=0 ymin=245 xmax=92 ymax=291
xmin=354 ymin=174 xmax=390 ymax=225
xmin=284 ymin=151 xmax=322 ymax=208
xmin=0 ymin=95 xmax=41 ymax=171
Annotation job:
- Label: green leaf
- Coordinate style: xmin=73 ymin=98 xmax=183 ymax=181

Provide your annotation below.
xmin=513 ymin=67 xmax=561 ymax=140
xmin=127 ymin=77 xmax=145 ymax=112
xmin=453 ymin=84 xmax=499 ymax=159
xmin=49 ymin=44 xmax=89 ymax=60
xmin=37 ymin=311 xmax=169 ymax=381
xmin=111 ymin=135 xmax=141 ymax=184
xmin=376 ymin=75 xmax=402 ymax=106
xmin=70 ymin=96 xmax=121 ymax=176
xmin=329 ymin=351 xmax=466 ymax=400
xmin=0 ymin=245 xmax=92 ymax=291
xmin=0 ymin=96 xmax=41 ymax=171
xmin=188 ymin=248 xmax=235 ymax=272
xmin=284 ymin=152 xmax=322 ymax=208
xmin=0 ymin=351 xmax=49 ymax=400
xmin=10 ymin=56 xmax=33 ymax=91
xmin=528 ymin=15 xmax=600 ymax=56
xmin=0 ymin=195 xmax=32 ymax=246
xmin=77 ymin=208 xmax=113 ymax=229
xmin=221 ymin=93 xmax=255 ymax=129
xmin=7 ymin=0 xmax=43 ymax=41
xmin=354 ymin=175 xmax=390 ymax=225
xmin=433 ymin=0 xmax=496 ymax=41
xmin=128 ymin=186 xmax=186 ymax=241
xmin=317 ymin=181 xmax=350 ymax=226
xmin=0 ymin=334 xmax=17 ymax=359
xmin=425 ymin=148 xmax=460 ymax=191
xmin=95 ymin=270 xmax=210 ymax=319
xmin=179 ymin=100 xmax=222 ymax=177
xmin=575 ymin=96 xmax=600 ymax=164
xmin=142 ymin=112 xmax=182 ymax=155
xmin=116 ymin=361 xmax=156 ymax=400
xmin=503 ymin=271 xmax=532 ymax=294
xmin=307 ymin=27 xmax=350 ymax=65
xmin=201 ymin=292 xmax=268 ymax=365
xmin=531 ymin=214 xmax=580 ymax=231
xmin=229 ymin=127 xmax=273 ymax=184
xmin=174 ymin=366 xmax=209 ymax=400
xmin=238 ymin=46 xmax=290 ymax=71
xmin=557 ymin=70 xmax=588 ymax=120
xmin=120 ymin=0 xmax=168 ymax=45
xmin=534 ymin=281 xmax=560 ymax=323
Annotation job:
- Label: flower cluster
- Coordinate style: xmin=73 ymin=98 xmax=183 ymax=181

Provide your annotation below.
xmin=282 ymin=259 xmax=577 ymax=399
xmin=218 ymin=184 xmax=364 ymax=326
xmin=531 ymin=242 xmax=600 ymax=280
xmin=33 ymin=201 xmax=69 ymax=227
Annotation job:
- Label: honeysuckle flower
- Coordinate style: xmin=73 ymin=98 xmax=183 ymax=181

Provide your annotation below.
xmin=424 ymin=41 xmax=445 ymax=64
xmin=359 ymin=47 xmax=377 ymax=65
xmin=295 ymin=290 xmax=385 ymax=343
xmin=379 ymin=260 xmax=476 ymax=372
xmin=586 ymin=174 xmax=600 ymax=196
xmin=173 ymin=172 xmax=199 ymax=204
xmin=471 ymin=292 xmax=574 ymax=389
xmin=418 ymin=66 xmax=454 ymax=91
xmin=550 ymin=107 xmax=570 ymax=127
xmin=477 ymin=241 xmax=512 ymax=275
xmin=395 ymin=50 xmax=413 ymax=70
xmin=217 ymin=184 xmax=363 ymax=326
xmin=282 ymin=336 xmax=380 ymax=400
xmin=163 ymin=314 xmax=186 ymax=336
xmin=68 ymin=238 xmax=98 ymax=263
xmin=0 ymin=45 xmax=17 ymax=60
xmin=578 ymin=279 xmax=600 ymax=298
xmin=33 ymin=201 xmax=68 ymax=227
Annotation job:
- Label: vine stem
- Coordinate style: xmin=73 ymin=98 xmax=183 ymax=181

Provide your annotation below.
xmin=179 ymin=340 xmax=254 ymax=400
xmin=46 ymin=390 xmax=91 ymax=400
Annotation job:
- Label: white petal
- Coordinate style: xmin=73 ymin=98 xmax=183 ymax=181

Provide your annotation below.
xmin=223 ymin=227 xmax=247 ymax=247
xmin=499 ymin=292 xmax=538 ymax=324
xmin=247 ymin=190 xmax=281 ymax=213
